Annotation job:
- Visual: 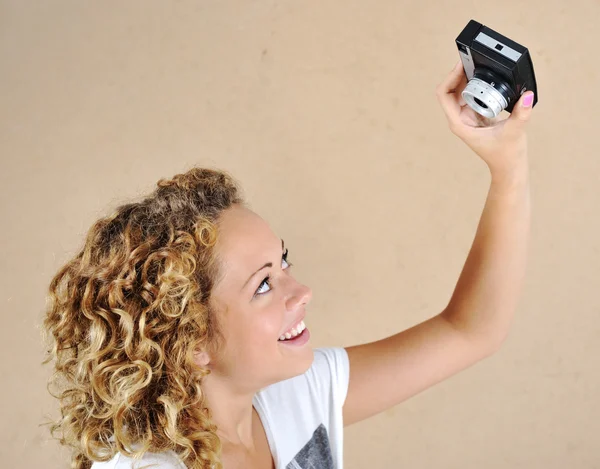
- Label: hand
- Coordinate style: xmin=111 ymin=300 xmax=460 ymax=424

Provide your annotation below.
xmin=436 ymin=61 xmax=535 ymax=178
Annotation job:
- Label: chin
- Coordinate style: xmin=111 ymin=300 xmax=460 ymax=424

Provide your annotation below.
xmin=294 ymin=346 xmax=315 ymax=375
xmin=298 ymin=346 xmax=315 ymax=371
xmin=279 ymin=346 xmax=315 ymax=381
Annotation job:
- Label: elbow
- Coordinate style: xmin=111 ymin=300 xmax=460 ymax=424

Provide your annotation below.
xmin=477 ymin=331 xmax=510 ymax=357
xmin=440 ymin=308 xmax=513 ymax=357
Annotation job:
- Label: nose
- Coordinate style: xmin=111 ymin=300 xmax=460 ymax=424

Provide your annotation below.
xmin=285 ymin=280 xmax=312 ymax=311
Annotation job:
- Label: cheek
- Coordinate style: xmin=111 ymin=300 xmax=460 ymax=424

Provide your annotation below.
xmin=228 ymin=311 xmax=282 ymax=351
xmin=255 ymin=313 xmax=283 ymax=342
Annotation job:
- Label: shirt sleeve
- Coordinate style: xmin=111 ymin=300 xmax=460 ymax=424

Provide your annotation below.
xmin=256 ymin=346 xmax=351 ymax=430
xmin=304 ymin=347 xmax=351 ymax=423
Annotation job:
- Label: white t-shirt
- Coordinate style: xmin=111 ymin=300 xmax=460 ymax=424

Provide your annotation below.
xmin=91 ymin=347 xmax=350 ymax=469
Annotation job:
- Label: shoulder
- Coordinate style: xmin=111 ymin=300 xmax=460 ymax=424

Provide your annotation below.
xmin=312 ymin=347 xmax=350 ymax=404
xmin=305 ymin=347 xmax=349 ymax=393
xmin=256 ymin=346 xmax=350 ymax=407
xmin=311 ymin=346 xmax=349 ymax=377
xmin=90 ymin=450 xmax=186 ymax=469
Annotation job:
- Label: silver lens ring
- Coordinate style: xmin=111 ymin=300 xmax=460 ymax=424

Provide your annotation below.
xmin=461 ymin=78 xmax=508 ymax=118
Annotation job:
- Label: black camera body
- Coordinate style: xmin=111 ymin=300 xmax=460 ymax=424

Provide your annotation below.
xmin=456 ymin=20 xmax=538 ymax=117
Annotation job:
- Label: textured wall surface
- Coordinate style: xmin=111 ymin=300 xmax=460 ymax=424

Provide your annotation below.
xmin=1 ymin=1 xmax=598 ymax=468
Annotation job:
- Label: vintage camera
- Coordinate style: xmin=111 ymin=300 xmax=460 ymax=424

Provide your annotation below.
xmin=456 ymin=20 xmax=538 ymax=117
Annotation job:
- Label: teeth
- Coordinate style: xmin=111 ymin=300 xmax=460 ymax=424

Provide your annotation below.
xmin=278 ymin=320 xmax=307 ymax=341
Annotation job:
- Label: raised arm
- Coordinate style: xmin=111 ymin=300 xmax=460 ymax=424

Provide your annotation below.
xmin=343 ymin=62 xmax=535 ymax=426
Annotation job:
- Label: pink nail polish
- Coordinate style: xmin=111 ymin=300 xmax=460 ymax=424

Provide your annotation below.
xmin=522 ymin=93 xmax=534 ymax=107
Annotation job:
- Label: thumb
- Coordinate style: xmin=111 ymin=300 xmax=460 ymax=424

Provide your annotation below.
xmin=507 ymin=91 xmax=535 ymax=128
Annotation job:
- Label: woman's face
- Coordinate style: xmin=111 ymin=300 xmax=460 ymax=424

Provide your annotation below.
xmin=205 ymin=204 xmax=314 ymax=391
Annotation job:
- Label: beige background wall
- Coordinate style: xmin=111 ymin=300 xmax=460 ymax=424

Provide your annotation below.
xmin=1 ymin=1 xmax=599 ymax=468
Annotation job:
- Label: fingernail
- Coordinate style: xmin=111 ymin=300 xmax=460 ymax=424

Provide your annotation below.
xmin=522 ymin=93 xmax=534 ymax=107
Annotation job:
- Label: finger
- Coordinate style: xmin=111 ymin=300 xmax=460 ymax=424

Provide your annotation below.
xmin=436 ymin=61 xmax=467 ymax=124
xmin=505 ymin=91 xmax=535 ymax=130
xmin=439 ymin=60 xmax=466 ymax=94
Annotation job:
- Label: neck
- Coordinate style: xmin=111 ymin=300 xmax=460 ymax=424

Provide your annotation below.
xmin=201 ymin=372 xmax=259 ymax=451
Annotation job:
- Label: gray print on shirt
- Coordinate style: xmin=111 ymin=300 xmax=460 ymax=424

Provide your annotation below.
xmin=285 ymin=424 xmax=333 ymax=469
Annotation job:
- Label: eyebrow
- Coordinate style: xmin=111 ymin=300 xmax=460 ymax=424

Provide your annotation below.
xmin=241 ymin=239 xmax=285 ymax=291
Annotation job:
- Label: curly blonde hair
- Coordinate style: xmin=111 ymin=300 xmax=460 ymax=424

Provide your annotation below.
xmin=42 ymin=167 xmax=246 ymax=469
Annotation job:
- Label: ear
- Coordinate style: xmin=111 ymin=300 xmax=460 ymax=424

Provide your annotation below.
xmin=194 ymin=349 xmax=211 ymax=367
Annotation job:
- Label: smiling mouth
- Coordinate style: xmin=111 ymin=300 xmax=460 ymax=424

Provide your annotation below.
xmin=277 ymin=326 xmax=310 ymax=345
xmin=278 ymin=320 xmax=306 ymax=341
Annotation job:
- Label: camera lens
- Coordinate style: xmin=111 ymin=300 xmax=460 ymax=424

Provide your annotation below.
xmin=462 ymin=69 xmax=513 ymax=118
xmin=474 ymin=98 xmax=488 ymax=109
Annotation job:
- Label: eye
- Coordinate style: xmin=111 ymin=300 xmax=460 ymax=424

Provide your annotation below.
xmin=255 ymin=249 xmax=293 ymax=296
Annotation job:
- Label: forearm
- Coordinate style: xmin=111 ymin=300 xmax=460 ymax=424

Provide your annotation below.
xmin=441 ymin=164 xmax=531 ymax=351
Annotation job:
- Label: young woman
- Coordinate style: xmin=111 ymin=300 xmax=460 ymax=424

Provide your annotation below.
xmin=43 ymin=62 xmax=535 ymax=469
